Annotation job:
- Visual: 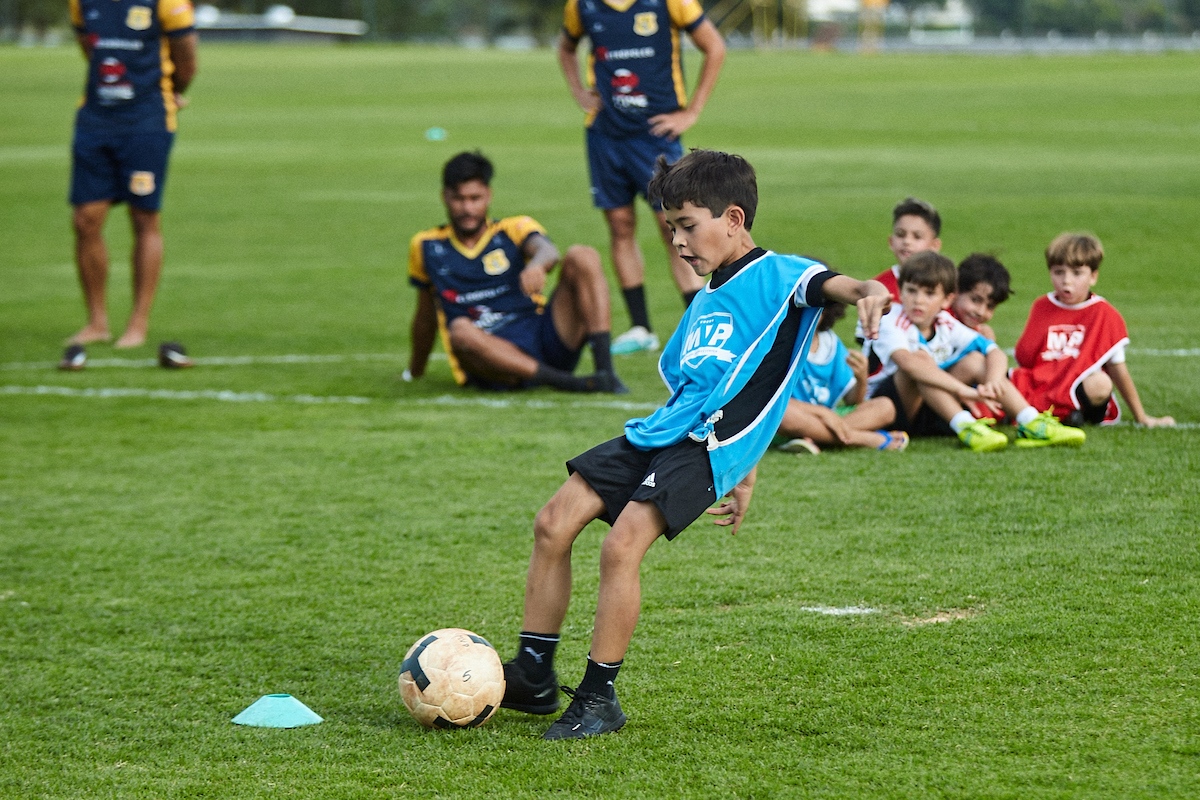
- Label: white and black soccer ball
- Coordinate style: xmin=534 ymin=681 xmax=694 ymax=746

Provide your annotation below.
xmin=398 ymin=628 xmax=505 ymax=729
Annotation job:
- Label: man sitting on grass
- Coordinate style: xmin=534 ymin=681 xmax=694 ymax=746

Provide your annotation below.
xmin=405 ymin=151 xmax=625 ymax=393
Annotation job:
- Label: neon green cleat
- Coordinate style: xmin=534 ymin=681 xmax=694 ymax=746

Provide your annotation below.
xmin=958 ymin=418 xmax=1008 ymax=452
xmin=1015 ymin=410 xmax=1086 ymax=448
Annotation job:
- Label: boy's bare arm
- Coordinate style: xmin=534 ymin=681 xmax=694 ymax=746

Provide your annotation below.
xmin=1104 ymin=361 xmax=1175 ymax=427
xmin=845 ymin=350 xmax=869 ymax=406
xmin=821 ymin=276 xmax=891 ymax=339
xmin=977 ymin=348 xmax=1010 ymax=397
xmin=706 ymin=467 xmax=756 ymax=535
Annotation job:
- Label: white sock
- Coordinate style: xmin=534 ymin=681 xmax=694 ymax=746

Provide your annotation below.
xmin=950 ymin=410 xmax=976 ymax=433
xmin=1015 ymin=407 xmax=1039 ymax=426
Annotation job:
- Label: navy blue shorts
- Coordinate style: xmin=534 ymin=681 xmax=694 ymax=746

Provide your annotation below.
xmin=567 ymin=436 xmax=716 ymax=541
xmin=585 ymin=127 xmax=683 ymax=210
xmin=70 ymin=121 xmax=174 ymax=210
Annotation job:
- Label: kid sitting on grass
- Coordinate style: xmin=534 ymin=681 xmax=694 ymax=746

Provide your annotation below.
xmin=949 ymin=253 xmax=1012 ymax=342
xmin=498 ymin=149 xmax=891 ymax=740
xmin=1010 ymin=232 xmax=1174 ymax=428
xmin=776 ymin=303 xmax=906 ymax=454
xmin=866 ymin=251 xmax=1085 ymax=452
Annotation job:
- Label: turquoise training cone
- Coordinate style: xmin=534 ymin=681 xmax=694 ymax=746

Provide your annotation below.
xmin=232 ymin=694 xmax=323 ymax=728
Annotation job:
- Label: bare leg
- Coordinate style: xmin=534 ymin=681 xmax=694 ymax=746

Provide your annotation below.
xmin=550 ymin=245 xmax=612 ymax=348
xmin=68 ymin=201 xmax=113 ymax=345
xmin=590 ymin=500 xmax=667 ymax=664
xmin=522 ymin=473 xmax=608 ymax=635
xmin=1081 ymin=370 xmax=1114 ymax=406
xmin=447 ymin=318 xmax=539 ymax=385
xmin=653 ymin=209 xmax=705 ymax=296
xmin=115 ymin=207 xmax=164 ymax=349
xmin=778 ymin=400 xmax=893 ymax=450
xmin=842 ymin=396 xmax=897 ymax=432
xmin=603 ymin=205 xmax=645 ymax=291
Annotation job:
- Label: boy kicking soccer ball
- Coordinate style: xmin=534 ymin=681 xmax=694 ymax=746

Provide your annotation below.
xmin=500 ymin=150 xmax=892 ymax=739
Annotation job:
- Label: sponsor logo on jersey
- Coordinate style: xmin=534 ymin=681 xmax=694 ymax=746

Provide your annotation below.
xmin=482 ymin=248 xmax=511 ymax=276
xmin=97 ymin=57 xmax=135 ymax=102
xmin=682 ymin=312 xmax=736 ymax=368
xmin=594 ymin=45 xmax=655 ymax=61
xmin=1041 ymin=324 xmax=1086 ymax=361
xmin=129 ymin=171 xmax=156 ymax=196
xmin=126 ymin=6 xmax=152 ymax=30
xmin=95 ymin=37 xmax=145 ymax=50
xmin=610 ymin=69 xmax=648 ymax=109
xmin=633 ymin=11 xmax=658 ymax=35
xmin=641 ymin=472 xmax=656 ymax=488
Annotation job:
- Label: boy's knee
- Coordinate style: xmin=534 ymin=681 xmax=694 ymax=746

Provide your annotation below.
xmin=446 ymin=318 xmax=482 ymax=354
xmin=950 ymin=351 xmax=986 ymax=382
xmin=1082 ymin=370 xmax=1113 ymax=404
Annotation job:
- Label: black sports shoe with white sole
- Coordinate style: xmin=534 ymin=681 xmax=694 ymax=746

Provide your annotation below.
xmin=501 ymin=660 xmax=560 ymax=715
xmin=541 ymin=686 xmax=626 ymax=740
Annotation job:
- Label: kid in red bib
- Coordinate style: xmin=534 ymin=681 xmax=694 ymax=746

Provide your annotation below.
xmin=1009 ymin=233 xmax=1174 ymax=428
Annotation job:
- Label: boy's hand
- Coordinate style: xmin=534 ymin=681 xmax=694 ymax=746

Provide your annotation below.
xmin=1140 ymin=415 xmax=1176 ymax=428
xmin=855 ymin=293 xmax=891 ymax=340
xmin=706 ymin=468 xmax=756 ymax=535
xmin=846 ymin=350 xmax=869 ymax=381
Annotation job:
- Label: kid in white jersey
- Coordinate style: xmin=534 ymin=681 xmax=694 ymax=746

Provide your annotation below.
xmin=867 ymin=252 xmax=1085 ymax=451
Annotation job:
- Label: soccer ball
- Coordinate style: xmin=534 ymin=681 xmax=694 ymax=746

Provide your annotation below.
xmin=398 ymin=628 xmax=505 ymax=729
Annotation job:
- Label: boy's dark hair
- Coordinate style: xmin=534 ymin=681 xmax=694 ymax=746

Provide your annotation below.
xmin=1045 ymin=232 xmax=1104 ymax=272
xmin=648 ymin=149 xmax=758 ymax=230
xmin=442 ymin=151 xmax=493 ymax=190
xmin=899 ymin=251 xmax=957 ymax=295
xmin=817 ymin=302 xmax=846 ymax=332
xmin=958 ymin=253 xmax=1012 ymax=306
xmin=892 ymin=196 xmax=941 ymax=236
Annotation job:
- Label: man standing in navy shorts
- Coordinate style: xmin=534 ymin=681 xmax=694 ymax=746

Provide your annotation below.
xmin=66 ymin=0 xmax=198 ymax=351
xmin=557 ymin=0 xmax=725 ymax=355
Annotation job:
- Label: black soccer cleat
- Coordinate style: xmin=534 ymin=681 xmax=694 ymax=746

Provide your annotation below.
xmin=158 ymin=342 xmax=194 ymax=369
xmin=500 ymin=660 xmax=560 ymax=715
xmin=541 ymin=686 xmax=626 ymax=740
xmin=585 ymin=370 xmax=629 ymax=395
xmin=58 ymin=344 xmax=87 ymax=371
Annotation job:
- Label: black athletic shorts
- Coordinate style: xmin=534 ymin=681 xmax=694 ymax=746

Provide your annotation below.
xmin=566 ymin=436 xmax=717 ymax=541
xmin=872 ymin=374 xmax=955 ymax=437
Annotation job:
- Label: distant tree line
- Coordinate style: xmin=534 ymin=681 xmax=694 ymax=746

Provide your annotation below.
xmin=4 ymin=0 xmax=1197 ymax=38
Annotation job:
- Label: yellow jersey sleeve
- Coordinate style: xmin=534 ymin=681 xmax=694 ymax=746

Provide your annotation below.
xmin=69 ymin=0 xmax=83 ymax=29
xmin=157 ymin=0 xmax=196 ymax=33
xmin=562 ymin=0 xmax=584 ymax=40
xmin=409 ymin=232 xmax=433 ymax=286
xmin=668 ymin=0 xmax=704 ymax=29
xmin=498 ymin=216 xmax=548 ymax=248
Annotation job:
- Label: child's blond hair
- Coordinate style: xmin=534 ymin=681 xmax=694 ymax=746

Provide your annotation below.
xmin=1046 ymin=232 xmax=1104 ymax=272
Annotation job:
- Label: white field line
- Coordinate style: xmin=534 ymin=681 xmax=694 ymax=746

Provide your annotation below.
xmin=0 ymin=384 xmax=660 ymax=412
xmin=800 ymin=606 xmax=880 ymax=616
xmin=3 ymin=347 xmax=1198 ymax=373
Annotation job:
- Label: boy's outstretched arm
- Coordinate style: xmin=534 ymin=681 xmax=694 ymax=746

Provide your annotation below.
xmin=706 ymin=468 xmax=756 ymax=535
xmin=821 ymin=276 xmax=891 ymax=339
xmin=1105 ymin=362 xmax=1175 ymax=427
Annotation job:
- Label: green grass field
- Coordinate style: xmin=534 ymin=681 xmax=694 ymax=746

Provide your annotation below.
xmin=2 ymin=44 xmax=1199 ymax=798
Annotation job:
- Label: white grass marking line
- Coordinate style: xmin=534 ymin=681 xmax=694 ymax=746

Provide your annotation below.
xmin=1 ymin=352 xmax=412 ymax=371
xmin=800 ymin=605 xmax=880 ymax=616
xmin=3 ymin=347 xmax=1196 ymax=373
xmin=1 ymin=385 xmax=661 ymax=412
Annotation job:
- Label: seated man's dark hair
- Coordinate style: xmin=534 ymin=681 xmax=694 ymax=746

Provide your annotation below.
xmin=648 ymin=149 xmax=758 ymax=230
xmin=442 ymin=151 xmax=494 ymax=190
xmin=899 ymin=251 xmax=957 ymax=295
xmin=958 ymin=253 xmax=1012 ymax=305
xmin=892 ymin=196 xmax=941 ymax=236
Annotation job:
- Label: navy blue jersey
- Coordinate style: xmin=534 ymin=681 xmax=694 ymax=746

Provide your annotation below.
xmin=409 ymin=216 xmax=549 ymax=382
xmin=563 ymin=0 xmax=706 ymax=138
xmin=71 ymin=0 xmax=194 ymax=132
xmin=626 ymin=248 xmax=837 ymax=496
